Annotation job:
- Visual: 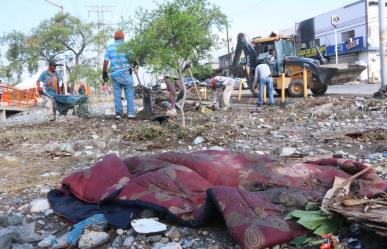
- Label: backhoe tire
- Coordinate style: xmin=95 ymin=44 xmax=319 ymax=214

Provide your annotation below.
xmin=311 ymin=85 xmax=328 ymax=96
xmin=287 ymin=79 xmax=304 ymax=98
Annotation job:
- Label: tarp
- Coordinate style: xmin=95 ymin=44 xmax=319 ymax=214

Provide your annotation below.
xmin=48 ymin=151 xmax=387 ymax=249
xmin=14 ymin=69 xmax=45 ymax=90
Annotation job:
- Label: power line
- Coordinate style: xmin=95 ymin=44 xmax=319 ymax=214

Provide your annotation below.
xmin=86 ymin=5 xmax=115 ymax=69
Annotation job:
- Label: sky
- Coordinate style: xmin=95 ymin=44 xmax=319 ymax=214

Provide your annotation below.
xmin=0 ymin=0 xmax=357 ymax=81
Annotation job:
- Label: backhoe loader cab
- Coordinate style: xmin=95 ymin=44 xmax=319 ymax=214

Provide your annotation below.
xmin=253 ymin=36 xmax=296 ymax=76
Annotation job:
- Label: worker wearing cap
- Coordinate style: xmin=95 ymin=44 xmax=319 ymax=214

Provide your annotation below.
xmin=36 ymin=60 xmax=63 ymax=96
xmin=102 ymin=31 xmax=136 ymax=120
xmin=36 ymin=60 xmax=63 ymax=121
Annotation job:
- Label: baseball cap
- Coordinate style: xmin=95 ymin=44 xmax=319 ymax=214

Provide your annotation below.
xmin=48 ymin=60 xmax=63 ymax=67
xmin=114 ymin=31 xmax=124 ymax=40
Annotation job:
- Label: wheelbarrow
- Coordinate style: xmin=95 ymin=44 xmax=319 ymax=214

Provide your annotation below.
xmin=43 ymin=93 xmax=90 ymax=117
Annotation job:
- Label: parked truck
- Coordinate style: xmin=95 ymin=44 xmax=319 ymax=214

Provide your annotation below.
xmin=231 ymin=33 xmax=366 ymax=97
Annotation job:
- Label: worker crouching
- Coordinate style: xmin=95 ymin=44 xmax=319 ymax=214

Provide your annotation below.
xmin=209 ymin=76 xmax=234 ymax=110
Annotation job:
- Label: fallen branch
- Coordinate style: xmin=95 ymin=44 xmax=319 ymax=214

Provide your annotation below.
xmin=0 ymin=138 xmax=22 ymax=148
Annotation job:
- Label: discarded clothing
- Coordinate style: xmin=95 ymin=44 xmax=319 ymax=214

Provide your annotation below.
xmin=48 ymin=151 xmax=387 ymax=249
xmin=51 ymin=214 xmax=107 ymax=249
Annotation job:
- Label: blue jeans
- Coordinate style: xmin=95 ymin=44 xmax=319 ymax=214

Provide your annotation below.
xmin=111 ymin=72 xmax=135 ymax=115
xmin=258 ymin=77 xmax=274 ymax=105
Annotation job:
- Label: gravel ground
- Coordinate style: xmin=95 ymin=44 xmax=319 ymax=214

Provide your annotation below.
xmin=0 ymin=94 xmax=386 ymax=249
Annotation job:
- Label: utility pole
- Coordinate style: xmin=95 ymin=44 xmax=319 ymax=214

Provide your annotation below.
xmin=44 ymin=0 xmax=68 ymax=94
xmin=379 ymin=0 xmax=386 ymax=89
xmin=226 ymin=21 xmax=231 ymax=76
xmin=87 ymin=5 xmax=114 ymax=69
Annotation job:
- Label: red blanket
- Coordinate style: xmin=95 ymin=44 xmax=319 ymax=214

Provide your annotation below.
xmin=54 ymin=151 xmax=387 ymax=249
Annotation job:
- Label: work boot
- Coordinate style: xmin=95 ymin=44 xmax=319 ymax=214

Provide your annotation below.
xmin=127 ymin=113 xmax=136 ymax=119
xmin=115 ymin=113 xmax=122 ymax=120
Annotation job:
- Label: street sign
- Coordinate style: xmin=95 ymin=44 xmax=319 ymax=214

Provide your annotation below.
xmin=331 ymin=15 xmax=340 ymax=27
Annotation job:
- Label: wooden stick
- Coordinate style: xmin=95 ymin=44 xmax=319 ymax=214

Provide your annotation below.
xmin=303 ymin=69 xmax=308 ymax=99
xmin=238 ymin=78 xmax=243 ymax=101
xmin=281 ymin=73 xmax=285 ymax=104
xmin=188 ymin=68 xmax=202 ymax=105
xmin=330 ymin=166 xmax=371 ymax=203
xmin=0 ymin=138 xmax=22 ymax=148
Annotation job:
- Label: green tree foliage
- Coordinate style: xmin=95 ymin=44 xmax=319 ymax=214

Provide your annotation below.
xmin=1 ymin=13 xmax=104 ymax=85
xmin=189 ymin=62 xmax=214 ymax=81
xmin=123 ymin=0 xmax=226 ymax=125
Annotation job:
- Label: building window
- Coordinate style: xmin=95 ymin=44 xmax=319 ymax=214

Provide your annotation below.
xmin=315 ymin=39 xmax=320 ymax=46
xmin=341 ymin=30 xmax=355 ymax=42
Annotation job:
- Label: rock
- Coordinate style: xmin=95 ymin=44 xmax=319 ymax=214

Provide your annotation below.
xmin=208 ymin=146 xmax=225 ymax=151
xmin=78 ymin=230 xmax=110 ymax=249
xmin=91 ymin=134 xmax=99 ymax=140
xmin=30 ymin=199 xmax=50 ymax=213
xmin=193 ymin=136 xmax=205 ymax=145
xmin=39 ymin=186 xmax=51 ymax=194
xmin=116 ymin=229 xmax=124 ymax=236
xmin=111 ymin=124 xmax=118 ymax=130
xmin=280 ymin=147 xmax=297 ymax=157
xmin=165 ymin=229 xmax=181 ymax=241
xmin=333 ymin=150 xmax=346 ymax=158
xmin=232 ymin=142 xmax=251 ymax=151
xmin=131 ymin=218 xmax=167 ymax=234
xmin=12 ymin=243 xmax=34 ymax=249
xmin=147 ymin=234 xmax=163 ymax=243
xmin=180 ymin=239 xmax=194 ymax=248
xmin=208 ymin=244 xmax=224 ymax=249
xmin=42 ymin=142 xmax=59 ymax=153
xmin=160 ymin=237 xmax=169 ymax=244
xmin=0 ymin=223 xmax=41 ymax=245
xmin=0 ymin=214 xmax=23 ymax=227
xmin=111 ymin=235 xmax=124 ymax=248
xmin=0 ymin=233 xmax=13 ymax=249
xmin=123 ymin=236 xmax=134 ymax=247
xmin=366 ymin=153 xmax=380 ymax=160
xmin=37 ymin=235 xmax=56 ymax=248
xmin=153 ymin=242 xmax=182 ymax=249
xmin=44 ymin=209 xmax=54 ymax=216
xmin=40 ymin=172 xmax=59 ymax=177
xmin=312 ymin=103 xmax=334 ymax=114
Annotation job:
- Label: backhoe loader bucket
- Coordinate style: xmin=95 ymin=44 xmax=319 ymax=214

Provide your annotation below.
xmin=319 ymin=64 xmax=366 ymax=84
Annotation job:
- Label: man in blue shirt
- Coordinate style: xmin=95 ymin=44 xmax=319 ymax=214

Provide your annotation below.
xmin=36 ymin=60 xmax=62 ymax=97
xmin=36 ymin=60 xmax=63 ymax=121
xmin=102 ymin=31 xmax=136 ymax=120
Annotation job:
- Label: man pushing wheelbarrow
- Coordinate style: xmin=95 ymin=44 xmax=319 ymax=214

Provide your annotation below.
xmin=36 ymin=60 xmax=89 ymax=121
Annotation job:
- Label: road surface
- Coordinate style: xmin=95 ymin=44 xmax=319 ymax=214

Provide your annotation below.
xmin=326 ymin=83 xmax=381 ymax=96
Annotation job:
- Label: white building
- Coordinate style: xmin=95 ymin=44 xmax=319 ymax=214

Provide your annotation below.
xmin=296 ymin=0 xmax=386 ymax=82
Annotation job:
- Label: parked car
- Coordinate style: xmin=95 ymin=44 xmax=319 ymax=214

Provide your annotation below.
xmin=233 ymin=78 xmax=249 ymax=90
xmin=184 ymin=77 xmax=200 ymax=88
xmin=148 ymin=79 xmax=167 ymax=90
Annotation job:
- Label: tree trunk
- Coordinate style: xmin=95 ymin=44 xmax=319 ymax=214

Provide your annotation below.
xmin=176 ymin=70 xmax=187 ymax=127
xmin=142 ymin=87 xmax=153 ymax=115
xmin=133 ymin=69 xmax=153 ymax=116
